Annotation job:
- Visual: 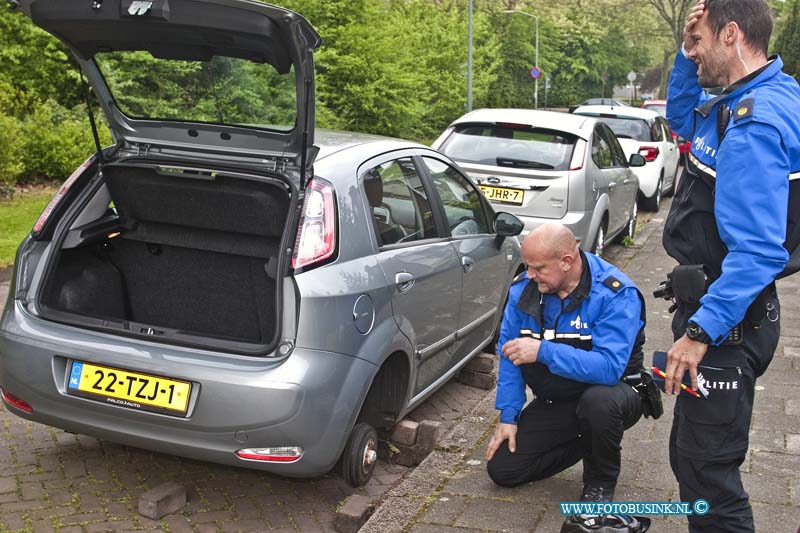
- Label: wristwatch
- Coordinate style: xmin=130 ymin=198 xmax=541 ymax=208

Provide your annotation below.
xmin=686 ymin=321 xmax=712 ymax=344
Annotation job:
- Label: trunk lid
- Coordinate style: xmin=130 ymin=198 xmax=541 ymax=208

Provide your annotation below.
xmin=17 ymin=0 xmax=321 ymax=174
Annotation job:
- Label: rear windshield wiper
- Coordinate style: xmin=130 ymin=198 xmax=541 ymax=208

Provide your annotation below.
xmin=496 ymin=157 xmax=554 ymax=169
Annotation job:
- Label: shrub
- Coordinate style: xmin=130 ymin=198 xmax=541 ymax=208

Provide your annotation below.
xmin=0 ymin=112 xmax=24 ymax=196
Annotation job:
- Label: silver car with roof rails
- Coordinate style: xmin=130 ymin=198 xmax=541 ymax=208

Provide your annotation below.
xmin=0 ymin=0 xmax=523 ymax=486
xmin=433 ymin=108 xmax=645 ymax=257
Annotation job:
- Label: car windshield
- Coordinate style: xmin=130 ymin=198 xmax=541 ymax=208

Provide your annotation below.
xmin=94 ymin=51 xmax=296 ymax=131
xmin=578 ymin=115 xmax=651 ymax=142
xmin=438 ymin=124 xmax=578 ymax=171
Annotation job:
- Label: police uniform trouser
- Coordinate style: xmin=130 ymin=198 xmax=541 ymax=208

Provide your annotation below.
xmin=669 ymin=294 xmax=780 ymax=533
xmin=487 ymin=381 xmax=642 ymax=489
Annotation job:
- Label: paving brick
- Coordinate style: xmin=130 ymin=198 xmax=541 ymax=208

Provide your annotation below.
xmin=465 ymin=353 xmax=494 ymax=374
xmin=416 ymin=420 xmax=442 ymax=453
xmin=87 ymin=520 xmax=137 ymax=532
xmin=390 ymin=420 xmax=419 ymax=446
xmin=191 ymin=509 xmax=236 ymax=523
xmin=0 ymin=476 xmax=16 ymax=493
xmin=457 ymin=369 xmax=495 ymax=390
xmin=163 ymin=514 xmax=194 ymax=533
xmin=334 ymin=494 xmax=373 ymax=533
xmin=138 ymin=481 xmax=187 ymax=521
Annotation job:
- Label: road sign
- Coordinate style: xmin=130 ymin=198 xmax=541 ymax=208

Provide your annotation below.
xmin=530 ymin=66 xmax=541 ymax=79
xmin=627 ymin=71 xmax=637 ymax=82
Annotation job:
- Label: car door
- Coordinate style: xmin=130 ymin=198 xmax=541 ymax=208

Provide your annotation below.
xmin=603 ymin=124 xmax=638 ymax=234
xmin=658 ymin=117 xmax=680 ymax=187
xmin=419 ymin=155 xmax=510 ymax=367
xmin=362 ymin=154 xmax=462 ymax=396
xmin=591 ymin=125 xmax=627 ymax=236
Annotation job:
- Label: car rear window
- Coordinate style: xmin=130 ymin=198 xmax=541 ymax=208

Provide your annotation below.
xmin=94 ymin=51 xmax=296 ymax=131
xmin=437 ymin=124 xmax=578 ymax=171
xmin=578 ymin=115 xmax=651 ymax=142
xmin=644 ymin=104 xmax=667 ymax=117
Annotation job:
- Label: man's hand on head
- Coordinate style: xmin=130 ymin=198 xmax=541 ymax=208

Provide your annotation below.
xmin=502 ymin=337 xmax=541 ymax=366
xmin=683 ymin=0 xmax=705 ymax=54
xmin=486 ymin=422 xmax=518 ymax=461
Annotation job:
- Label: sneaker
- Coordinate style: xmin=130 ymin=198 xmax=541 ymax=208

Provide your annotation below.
xmin=580 ymin=484 xmax=614 ymax=502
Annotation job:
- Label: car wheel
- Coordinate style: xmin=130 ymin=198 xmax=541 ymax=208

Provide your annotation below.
xmin=591 ymin=221 xmax=606 ymax=258
xmin=341 ymin=422 xmax=378 ymax=487
xmin=615 ymin=201 xmax=637 ymax=243
xmin=640 ymin=176 xmax=662 ymax=212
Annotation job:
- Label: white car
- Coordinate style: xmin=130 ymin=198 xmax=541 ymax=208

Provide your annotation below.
xmin=572 ymin=105 xmax=680 ymax=212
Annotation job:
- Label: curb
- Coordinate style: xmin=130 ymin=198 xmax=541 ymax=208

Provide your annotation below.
xmin=360 ymin=390 xmax=498 ymax=533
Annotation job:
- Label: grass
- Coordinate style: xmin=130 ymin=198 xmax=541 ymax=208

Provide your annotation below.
xmin=0 ymin=186 xmax=57 ymax=269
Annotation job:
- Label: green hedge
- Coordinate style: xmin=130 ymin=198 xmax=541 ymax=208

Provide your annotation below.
xmin=0 ymin=101 xmax=111 ymax=195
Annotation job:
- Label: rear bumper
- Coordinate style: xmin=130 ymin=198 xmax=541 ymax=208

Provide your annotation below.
xmin=0 ymin=301 xmax=374 ymax=477
xmin=516 ymin=210 xmax=594 ymax=250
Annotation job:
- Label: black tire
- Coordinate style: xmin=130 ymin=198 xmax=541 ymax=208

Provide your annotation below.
xmin=614 ymin=200 xmax=637 ymax=244
xmin=640 ymin=176 xmax=662 ymax=212
xmin=590 ymin=221 xmax=607 ymax=258
xmin=341 ymin=422 xmax=378 ymax=487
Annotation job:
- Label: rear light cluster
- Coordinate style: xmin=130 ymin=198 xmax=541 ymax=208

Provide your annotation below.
xmin=0 ymin=388 xmax=33 ymax=413
xmin=638 ymin=146 xmax=660 ymax=162
xmin=292 ymin=179 xmax=337 ymax=270
xmin=236 ymin=446 xmax=303 ymax=463
xmin=33 ymin=155 xmax=95 ymax=234
xmin=569 ymin=139 xmax=588 ymax=171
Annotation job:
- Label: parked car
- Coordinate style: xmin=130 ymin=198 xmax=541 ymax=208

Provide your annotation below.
xmin=0 ymin=0 xmax=524 ymax=487
xmin=432 ymin=109 xmax=645 ymax=257
xmin=568 ymin=98 xmax=627 ymax=113
xmin=572 ymin=105 xmax=680 ymax=211
xmin=642 ymin=99 xmax=692 ymax=166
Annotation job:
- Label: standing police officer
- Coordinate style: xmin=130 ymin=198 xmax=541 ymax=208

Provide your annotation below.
xmin=486 ymin=224 xmax=646 ymax=530
xmin=664 ymin=0 xmax=800 ymax=530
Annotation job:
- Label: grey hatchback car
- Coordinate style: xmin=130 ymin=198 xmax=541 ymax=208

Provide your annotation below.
xmin=0 ymin=0 xmax=523 ymax=486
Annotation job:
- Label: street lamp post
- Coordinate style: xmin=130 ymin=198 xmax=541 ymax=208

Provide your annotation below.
xmin=502 ymin=9 xmax=539 ymax=109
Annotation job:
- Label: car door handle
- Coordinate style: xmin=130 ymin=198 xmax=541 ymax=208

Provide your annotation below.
xmin=462 ymin=256 xmax=475 ymax=272
xmin=608 ymin=182 xmax=616 ymax=190
xmin=623 ymin=178 xmax=634 ymax=185
xmin=395 ymin=272 xmax=415 ymax=293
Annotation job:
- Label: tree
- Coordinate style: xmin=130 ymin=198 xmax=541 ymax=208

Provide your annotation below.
xmin=776 ymin=0 xmax=800 ymax=80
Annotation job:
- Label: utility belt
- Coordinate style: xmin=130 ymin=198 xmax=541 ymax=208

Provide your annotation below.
xmin=653 ymin=264 xmax=778 ymax=345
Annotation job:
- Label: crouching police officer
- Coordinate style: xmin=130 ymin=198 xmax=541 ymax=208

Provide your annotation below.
xmin=486 ymin=224 xmax=652 ymax=532
xmin=664 ymin=0 xmax=800 ymax=530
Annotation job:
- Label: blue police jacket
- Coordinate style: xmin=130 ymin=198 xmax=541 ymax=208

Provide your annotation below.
xmin=666 ymin=51 xmax=800 ymax=344
xmin=495 ymin=251 xmax=644 ymax=424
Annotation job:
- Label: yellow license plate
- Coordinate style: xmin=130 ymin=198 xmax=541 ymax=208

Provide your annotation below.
xmin=67 ymin=361 xmax=191 ymax=415
xmin=479 ymin=185 xmax=524 ymax=205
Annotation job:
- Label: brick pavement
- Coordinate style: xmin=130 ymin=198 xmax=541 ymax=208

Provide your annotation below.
xmin=364 ymin=199 xmax=800 ymax=533
xmin=0 ymin=274 xmax=488 ymax=532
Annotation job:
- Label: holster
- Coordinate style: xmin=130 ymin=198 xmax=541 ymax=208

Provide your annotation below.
xmin=670 ymin=264 xmax=708 ymax=304
xmin=623 ymin=370 xmax=663 ymax=420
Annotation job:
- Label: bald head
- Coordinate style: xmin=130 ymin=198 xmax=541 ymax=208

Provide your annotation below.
xmin=520 ymin=224 xmax=582 ymax=297
xmin=522 ymin=223 xmax=579 ymax=260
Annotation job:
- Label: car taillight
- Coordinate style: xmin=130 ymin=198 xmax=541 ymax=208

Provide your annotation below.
xmin=638 ymin=146 xmax=659 ymax=162
xmin=569 ymin=139 xmax=587 ymax=171
xmin=292 ymin=179 xmax=336 ymax=270
xmin=33 ymin=155 xmax=95 ymax=235
xmin=236 ymin=446 xmax=303 ymax=463
xmin=0 ymin=388 xmax=33 ymax=413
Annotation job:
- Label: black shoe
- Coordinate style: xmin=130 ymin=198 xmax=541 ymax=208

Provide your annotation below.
xmin=560 ymin=513 xmax=651 ymax=532
xmin=580 ymin=483 xmax=614 ymax=502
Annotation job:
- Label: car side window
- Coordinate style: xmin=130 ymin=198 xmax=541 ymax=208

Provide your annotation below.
xmin=659 ymin=119 xmax=675 ymax=144
xmin=650 ymin=119 xmax=664 ymax=142
xmin=591 ymin=127 xmax=614 ymax=169
xmin=602 ymin=126 xmax=628 ymax=168
xmin=421 ymin=157 xmax=490 ymax=236
xmin=363 ymin=158 xmax=438 ymax=247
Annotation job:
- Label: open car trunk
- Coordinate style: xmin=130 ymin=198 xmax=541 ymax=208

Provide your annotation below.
xmin=39 ymin=164 xmax=292 ymax=352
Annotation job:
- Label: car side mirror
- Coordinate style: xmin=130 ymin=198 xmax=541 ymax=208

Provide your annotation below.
xmin=629 ymin=154 xmax=647 ymax=167
xmin=494 ymin=212 xmax=524 ymax=237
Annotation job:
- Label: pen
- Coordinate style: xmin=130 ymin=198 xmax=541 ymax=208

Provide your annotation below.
xmin=652 ymin=366 xmax=702 ymax=398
